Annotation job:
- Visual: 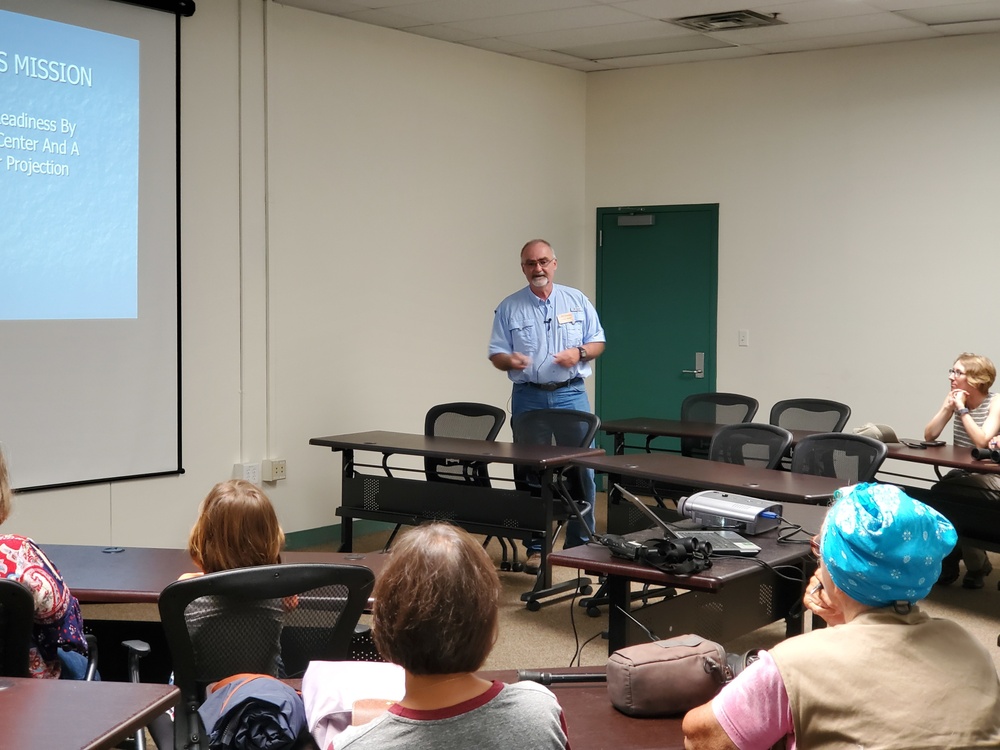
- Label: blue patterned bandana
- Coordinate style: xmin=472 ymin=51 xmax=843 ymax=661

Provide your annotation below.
xmin=820 ymin=483 xmax=957 ymax=607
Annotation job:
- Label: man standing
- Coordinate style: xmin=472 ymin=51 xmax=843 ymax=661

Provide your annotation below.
xmin=488 ymin=239 xmax=606 ymax=570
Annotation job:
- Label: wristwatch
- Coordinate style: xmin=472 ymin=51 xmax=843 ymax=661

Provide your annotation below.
xmin=577 ymin=346 xmax=587 ymax=362
xmin=956 ymin=407 xmax=970 ymax=417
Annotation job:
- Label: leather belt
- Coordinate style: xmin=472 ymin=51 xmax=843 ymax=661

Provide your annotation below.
xmin=522 ymin=377 xmax=583 ymax=392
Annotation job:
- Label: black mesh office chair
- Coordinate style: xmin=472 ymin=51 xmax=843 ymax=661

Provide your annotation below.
xmin=0 ymin=578 xmax=34 ymax=677
xmin=422 ymin=403 xmax=518 ymax=568
xmin=377 ymin=403 xmax=507 ymax=555
xmin=769 ymin=398 xmax=851 ymax=433
xmin=790 ymin=432 xmax=888 ymax=489
xmin=511 ymin=408 xmax=598 ymax=610
xmin=0 ymin=578 xmax=100 ymax=681
xmin=157 ymin=563 xmax=374 ymax=750
xmin=709 ymin=423 xmax=794 ymax=471
xmin=424 ymin=402 xmax=506 ymax=484
xmin=770 ymin=398 xmax=851 ymax=471
xmin=672 ymin=392 xmax=760 ymax=459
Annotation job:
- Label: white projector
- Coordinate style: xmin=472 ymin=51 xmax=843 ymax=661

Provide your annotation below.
xmin=676 ymin=490 xmax=782 ymax=536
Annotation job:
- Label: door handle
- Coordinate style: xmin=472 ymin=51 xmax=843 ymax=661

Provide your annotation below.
xmin=682 ymin=352 xmax=705 ymax=379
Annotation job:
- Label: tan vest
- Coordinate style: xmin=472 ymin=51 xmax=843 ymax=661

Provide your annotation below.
xmin=771 ymin=607 xmax=1000 ymax=749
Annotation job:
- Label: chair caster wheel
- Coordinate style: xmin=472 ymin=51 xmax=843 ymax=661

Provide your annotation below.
xmin=499 ymin=562 xmax=511 ymax=571
xmin=579 ymin=585 xmax=593 ymax=596
xmin=525 ymin=600 xmax=541 ymax=612
xmin=586 ymin=606 xmax=601 ymax=618
xmin=512 ymin=563 xmax=524 ymax=572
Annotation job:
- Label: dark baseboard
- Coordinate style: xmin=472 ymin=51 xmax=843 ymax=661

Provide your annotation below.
xmin=284 ymin=520 xmax=396 ymax=550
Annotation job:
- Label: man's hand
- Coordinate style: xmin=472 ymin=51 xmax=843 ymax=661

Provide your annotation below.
xmin=552 ymin=348 xmax=579 ymax=368
xmin=490 ymin=352 xmax=531 ymax=371
xmin=508 ymin=352 xmax=530 ymax=370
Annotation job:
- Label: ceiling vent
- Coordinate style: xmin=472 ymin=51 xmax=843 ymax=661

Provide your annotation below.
xmin=668 ymin=10 xmax=785 ymax=32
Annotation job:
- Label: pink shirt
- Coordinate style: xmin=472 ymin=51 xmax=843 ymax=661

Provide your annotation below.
xmin=711 ymin=650 xmax=796 ymax=750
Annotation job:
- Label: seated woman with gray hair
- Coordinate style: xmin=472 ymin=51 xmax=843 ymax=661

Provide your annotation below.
xmin=682 ymin=482 xmax=1000 ymax=749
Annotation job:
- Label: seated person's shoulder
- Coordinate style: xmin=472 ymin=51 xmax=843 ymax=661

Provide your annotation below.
xmin=501 ymin=680 xmax=559 ymax=701
xmin=494 ymin=681 xmax=567 ymax=728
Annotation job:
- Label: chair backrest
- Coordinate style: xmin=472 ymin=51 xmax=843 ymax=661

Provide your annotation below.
xmin=708 ymin=423 xmax=794 ymax=471
xmin=510 ymin=409 xmax=601 ymax=500
xmin=790 ymin=432 xmax=888 ymax=484
xmin=769 ymin=398 xmax=851 ymax=432
xmin=424 ymin=402 xmax=506 ymax=486
xmin=0 ymin=578 xmax=34 ymax=678
xmin=511 ymin=408 xmax=601 ymax=451
xmin=678 ymin=392 xmax=759 ymax=458
xmin=159 ymin=563 xmax=375 ymax=749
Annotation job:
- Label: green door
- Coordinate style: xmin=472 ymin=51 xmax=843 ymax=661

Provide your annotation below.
xmin=595 ymin=204 xmax=719 ymax=454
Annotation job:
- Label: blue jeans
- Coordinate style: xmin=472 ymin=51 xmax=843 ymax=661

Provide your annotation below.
xmin=512 ymin=380 xmax=596 ymax=550
xmin=58 ymin=647 xmax=97 ymax=680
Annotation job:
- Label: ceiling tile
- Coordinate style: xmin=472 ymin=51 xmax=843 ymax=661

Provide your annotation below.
xmin=404 ymin=24 xmax=483 ymax=42
xmin=596 ymin=44 xmax=767 ymax=67
xmin=752 ymin=0 xmax=891 ymax=23
xmin=610 ymin=0 xmax=805 ymax=20
xmin=460 ymin=37 xmax=539 ymax=54
xmin=922 ymin=16 xmax=1000 ymax=29
xmin=503 ymin=19 xmax=690 ymax=50
xmin=341 ymin=7 xmax=428 ymax=27
xmin=865 ymin=0 xmax=997 ymax=9
xmin=750 ymin=23 xmax=939 ymax=51
xmin=895 ymin=0 xmax=1000 ymax=23
xmin=708 ymin=8 xmax=921 ymax=42
xmin=556 ymin=58 xmax=618 ymax=71
xmin=443 ymin=5 xmax=646 ymax=37
xmin=562 ymin=33 xmax=734 ymax=58
xmin=371 ymin=0 xmax=600 ymax=25
xmin=274 ymin=0 xmax=372 ymax=13
xmin=359 ymin=0 xmax=443 ymax=7
xmin=275 ymin=0 xmax=1000 ymax=71
xmin=515 ymin=48 xmax=598 ymax=65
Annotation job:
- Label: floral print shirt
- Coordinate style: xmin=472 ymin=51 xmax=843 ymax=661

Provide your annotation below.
xmin=0 ymin=534 xmax=87 ymax=678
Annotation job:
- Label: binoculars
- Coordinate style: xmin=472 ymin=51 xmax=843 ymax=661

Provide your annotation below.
xmin=970 ymin=447 xmax=1000 ymax=462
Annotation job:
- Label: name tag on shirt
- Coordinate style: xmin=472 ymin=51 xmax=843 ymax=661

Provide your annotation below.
xmin=557 ymin=312 xmax=575 ymax=325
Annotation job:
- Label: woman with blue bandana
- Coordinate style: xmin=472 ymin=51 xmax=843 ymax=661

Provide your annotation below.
xmin=682 ymin=483 xmax=1000 ymax=750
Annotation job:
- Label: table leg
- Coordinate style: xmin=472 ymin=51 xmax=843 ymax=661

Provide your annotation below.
xmin=339 ymin=517 xmax=354 ymax=553
xmin=339 ymin=449 xmax=355 ymax=552
xmin=606 ymin=576 xmax=630 ymax=652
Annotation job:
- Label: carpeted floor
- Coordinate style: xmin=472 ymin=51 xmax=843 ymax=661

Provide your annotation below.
xmin=340 ymin=495 xmax=1000 ymax=674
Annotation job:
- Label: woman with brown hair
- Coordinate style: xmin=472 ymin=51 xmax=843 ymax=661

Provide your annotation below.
xmin=180 ymin=479 xmax=292 ymax=671
xmin=334 ymin=522 xmax=570 ymax=749
xmin=184 ymin=478 xmax=284 ymax=577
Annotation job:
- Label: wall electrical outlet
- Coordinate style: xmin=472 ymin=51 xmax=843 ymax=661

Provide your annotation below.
xmin=234 ymin=461 xmax=261 ymax=484
xmin=738 ymin=329 xmax=750 ymax=347
xmin=262 ymin=459 xmax=287 ymax=482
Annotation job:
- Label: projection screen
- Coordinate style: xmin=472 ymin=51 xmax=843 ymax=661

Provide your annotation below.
xmin=0 ymin=0 xmax=192 ymax=489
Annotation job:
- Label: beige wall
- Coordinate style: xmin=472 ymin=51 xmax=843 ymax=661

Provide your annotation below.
xmin=6 ymin=0 xmax=587 ymax=545
xmin=586 ymin=33 xmax=1000 ymax=445
xmin=7 ymin=1 xmax=999 ymax=546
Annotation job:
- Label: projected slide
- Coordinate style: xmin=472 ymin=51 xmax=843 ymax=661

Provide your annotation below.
xmin=0 ymin=9 xmax=139 ymax=320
